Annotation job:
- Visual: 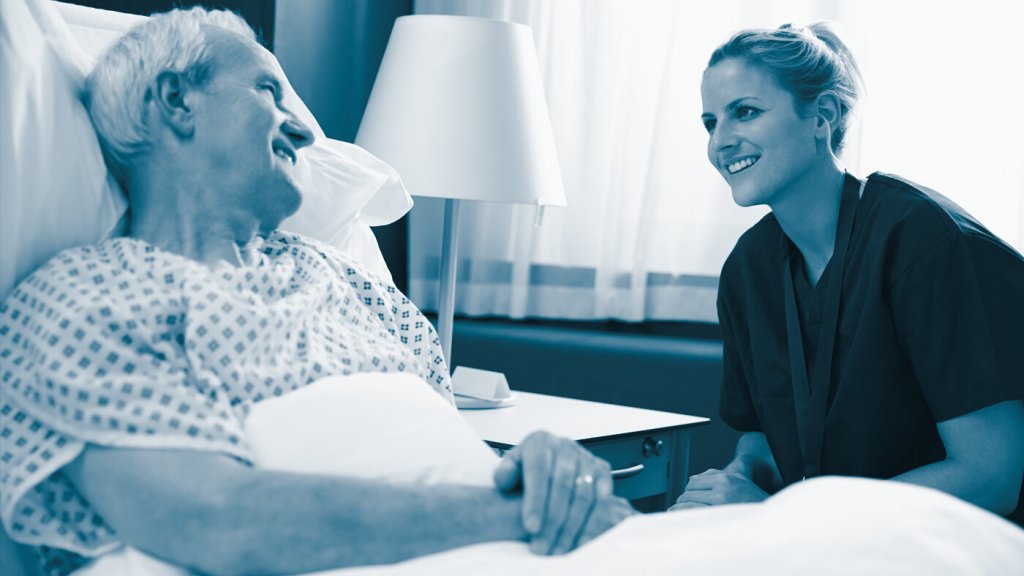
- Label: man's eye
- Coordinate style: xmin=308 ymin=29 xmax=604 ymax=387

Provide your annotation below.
xmin=736 ymin=106 xmax=760 ymax=119
xmin=703 ymin=119 xmax=716 ymax=134
xmin=261 ymin=84 xmax=278 ymax=97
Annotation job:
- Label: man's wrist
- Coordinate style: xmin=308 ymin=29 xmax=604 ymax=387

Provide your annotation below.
xmin=485 ymin=488 xmax=531 ymax=542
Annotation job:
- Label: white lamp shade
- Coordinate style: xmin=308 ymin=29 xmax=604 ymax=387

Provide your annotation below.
xmin=355 ymin=15 xmax=566 ymax=207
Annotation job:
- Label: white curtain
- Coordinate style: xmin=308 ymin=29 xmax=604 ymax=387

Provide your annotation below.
xmin=408 ymin=0 xmax=1024 ymax=322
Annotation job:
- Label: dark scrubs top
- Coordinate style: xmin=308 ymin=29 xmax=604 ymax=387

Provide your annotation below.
xmin=718 ymin=172 xmax=1024 ymax=524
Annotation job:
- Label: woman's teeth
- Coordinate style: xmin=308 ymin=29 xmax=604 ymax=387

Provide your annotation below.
xmin=727 ymin=157 xmax=757 ymax=174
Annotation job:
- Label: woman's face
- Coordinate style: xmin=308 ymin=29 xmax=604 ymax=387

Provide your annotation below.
xmin=700 ymin=58 xmax=820 ymax=207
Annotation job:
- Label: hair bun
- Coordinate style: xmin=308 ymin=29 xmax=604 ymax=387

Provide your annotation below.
xmin=807 ymin=22 xmax=846 ymax=57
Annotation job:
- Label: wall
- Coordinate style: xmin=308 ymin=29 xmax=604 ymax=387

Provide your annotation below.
xmin=274 ymin=0 xmax=413 ymax=290
xmin=64 ymin=0 xmax=276 ymax=47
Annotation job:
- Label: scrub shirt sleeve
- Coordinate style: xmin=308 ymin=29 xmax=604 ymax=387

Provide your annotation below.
xmin=717 ymin=273 xmax=762 ymax=432
xmin=888 ymin=232 xmax=1018 ymax=422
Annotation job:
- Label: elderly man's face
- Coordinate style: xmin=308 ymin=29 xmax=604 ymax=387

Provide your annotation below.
xmin=190 ymin=29 xmax=314 ymax=236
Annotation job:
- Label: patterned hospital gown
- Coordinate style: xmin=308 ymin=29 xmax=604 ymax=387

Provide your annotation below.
xmin=0 ymin=232 xmax=452 ymax=574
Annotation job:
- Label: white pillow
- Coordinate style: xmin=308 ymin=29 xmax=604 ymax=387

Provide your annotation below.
xmin=73 ymin=374 xmax=500 ymax=575
xmin=0 ymin=0 xmax=127 ymax=299
xmin=244 ymin=373 xmax=499 ymax=485
xmin=0 ymin=0 xmax=409 ymax=301
xmin=54 ymin=0 xmax=414 ymax=255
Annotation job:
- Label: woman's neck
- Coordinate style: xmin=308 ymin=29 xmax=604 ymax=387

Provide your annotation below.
xmin=771 ymin=161 xmax=847 ymax=286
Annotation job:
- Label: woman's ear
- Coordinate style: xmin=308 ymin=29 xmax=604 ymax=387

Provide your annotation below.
xmin=152 ymin=71 xmax=195 ymax=138
xmin=814 ymin=91 xmax=842 ymax=142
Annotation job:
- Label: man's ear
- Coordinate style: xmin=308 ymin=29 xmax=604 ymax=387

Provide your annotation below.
xmin=152 ymin=71 xmax=195 ymax=138
xmin=814 ymin=91 xmax=842 ymax=143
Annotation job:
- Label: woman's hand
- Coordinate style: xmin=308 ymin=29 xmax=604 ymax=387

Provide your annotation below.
xmin=668 ymin=468 xmax=769 ymax=511
xmin=493 ymin=430 xmax=635 ymax=554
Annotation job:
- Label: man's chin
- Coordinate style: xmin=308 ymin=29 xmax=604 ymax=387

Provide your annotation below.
xmin=264 ymin=189 xmax=303 ymax=234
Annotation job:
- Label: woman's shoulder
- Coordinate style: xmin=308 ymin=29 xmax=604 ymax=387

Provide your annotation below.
xmin=723 ymin=212 xmax=784 ymax=274
xmin=717 ymin=213 xmax=784 ymax=305
xmin=865 ymin=173 xmax=995 ymax=241
xmin=862 ymin=172 xmax=1023 ymax=279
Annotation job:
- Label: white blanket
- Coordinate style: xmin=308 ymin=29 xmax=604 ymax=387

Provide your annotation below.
xmin=76 ymin=374 xmax=1024 ymax=575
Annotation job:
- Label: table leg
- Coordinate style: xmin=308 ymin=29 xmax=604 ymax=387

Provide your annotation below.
xmin=665 ymin=430 xmax=691 ymax=509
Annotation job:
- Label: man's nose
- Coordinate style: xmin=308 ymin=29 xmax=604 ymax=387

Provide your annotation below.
xmin=283 ymin=113 xmax=315 ymax=150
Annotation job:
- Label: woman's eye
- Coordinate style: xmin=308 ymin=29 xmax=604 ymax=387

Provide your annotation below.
xmin=736 ymin=106 xmax=760 ymax=120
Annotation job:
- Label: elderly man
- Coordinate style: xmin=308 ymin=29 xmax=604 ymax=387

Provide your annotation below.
xmin=0 ymin=7 xmax=631 ymax=575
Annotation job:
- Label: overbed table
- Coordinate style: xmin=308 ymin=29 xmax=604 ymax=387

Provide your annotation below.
xmin=461 ymin=392 xmax=709 ymax=508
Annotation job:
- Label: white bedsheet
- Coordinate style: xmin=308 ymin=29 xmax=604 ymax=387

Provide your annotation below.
xmin=323 ymin=477 xmax=1024 ymax=576
xmin=75 ymin=374 xmax=1024 ymax=575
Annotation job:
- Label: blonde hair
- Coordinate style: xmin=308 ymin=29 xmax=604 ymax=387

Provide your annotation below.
xmin=86 ymin=7 xmax=256 ymax=179
xmin=708 ymin=23 xmax=863 ymax=154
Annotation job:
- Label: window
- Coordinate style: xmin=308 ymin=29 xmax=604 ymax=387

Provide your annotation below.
xmin=410 ymin=0 xmax=1024 ymax=322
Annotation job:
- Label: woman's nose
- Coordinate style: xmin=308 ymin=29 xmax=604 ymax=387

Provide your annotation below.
xmin=710 ymin=121 xmax=737 ymax=152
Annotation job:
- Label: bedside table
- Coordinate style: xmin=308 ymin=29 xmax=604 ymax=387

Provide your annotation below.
xmin=460 ymin=392 xmax=709 ymax=508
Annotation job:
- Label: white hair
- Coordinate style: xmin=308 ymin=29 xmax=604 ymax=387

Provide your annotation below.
xmin=85 ymin=7 xmax=256 ymax=179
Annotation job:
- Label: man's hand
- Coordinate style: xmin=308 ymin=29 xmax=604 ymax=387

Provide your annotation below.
xmin=493 ymin=430 xmax=635 ymax=554
xmin=668 ymin=468 xmax=769 ymax=511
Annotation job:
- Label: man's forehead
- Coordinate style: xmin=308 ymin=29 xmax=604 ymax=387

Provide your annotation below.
xmin=204 ymin=25 xmax=281 ymax=76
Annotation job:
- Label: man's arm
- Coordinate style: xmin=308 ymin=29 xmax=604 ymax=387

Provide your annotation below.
xmin=65 ymin=446 xmax=527 ymax=576
xmin=670 ymin=431 xmax=783 ymax=510
xmin=493 ymin=431 xmax=635 ymax=555
xmin=893 ymin=400 xmax=1024 ymax=515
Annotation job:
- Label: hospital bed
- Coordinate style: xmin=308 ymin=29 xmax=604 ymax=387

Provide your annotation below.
xmin=1 ymin=1 xmax=1023 ymax=574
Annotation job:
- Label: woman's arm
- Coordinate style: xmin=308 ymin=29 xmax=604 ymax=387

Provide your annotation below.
xmin=723 ymin=431 xmax=785 ymax=493
xmin=893 ymin=399 xmax=1024 ymax=515
xmin=65 ymin=446 xmax=527 ymax=576
xmin=670 ymin=431 xmax=783 ymax=509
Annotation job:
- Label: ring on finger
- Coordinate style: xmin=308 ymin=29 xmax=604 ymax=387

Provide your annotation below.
xmin=575 ymin=474 xmax=594 ymax=487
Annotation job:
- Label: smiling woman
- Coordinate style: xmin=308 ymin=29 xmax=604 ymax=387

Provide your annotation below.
xmin=701 ymin=58 xmax=826 ymax=211
xmin=673 ymin=21 xmax=1024 ymax=527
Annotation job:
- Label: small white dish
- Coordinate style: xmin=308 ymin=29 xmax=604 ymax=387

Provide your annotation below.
xmin=455 ymin=393 xmax=518 ymax=410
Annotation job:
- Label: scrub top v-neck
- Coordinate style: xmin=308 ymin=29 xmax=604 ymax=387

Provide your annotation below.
xmin=716 ymin=172 xmax=1024 ymax=521
xmin=781 ymin=173 xmax=860 ymax=479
